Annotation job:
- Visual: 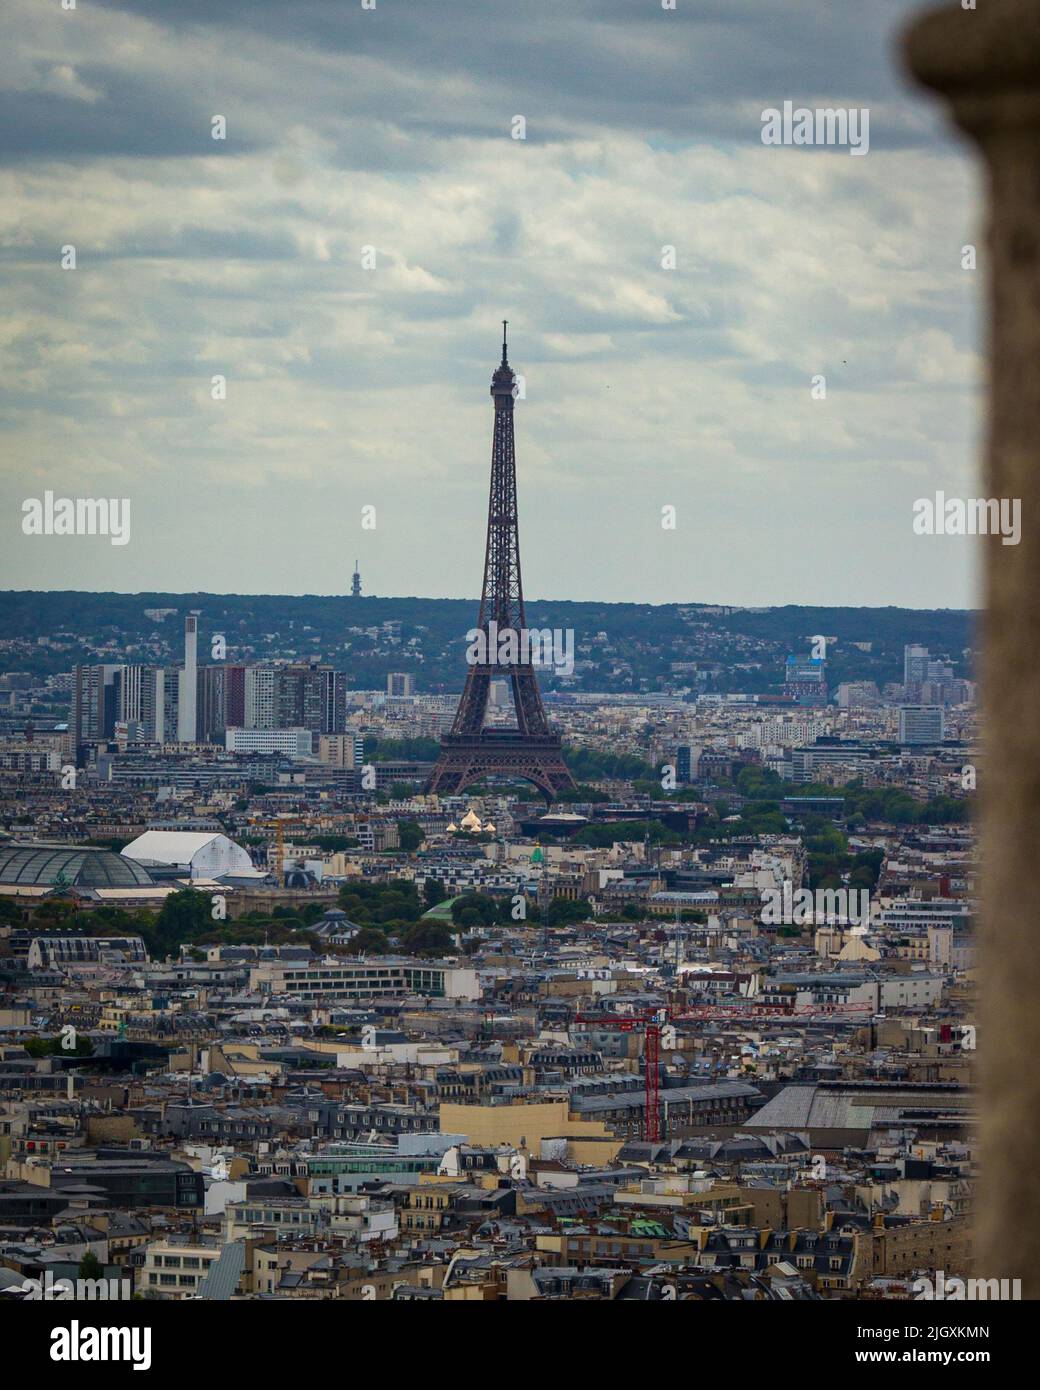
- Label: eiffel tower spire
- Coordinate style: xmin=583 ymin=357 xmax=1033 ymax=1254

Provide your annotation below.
xmin=425 ymin=327 xmax=575 ymax=801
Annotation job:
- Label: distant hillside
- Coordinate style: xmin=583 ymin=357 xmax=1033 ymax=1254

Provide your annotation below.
xmin=0 ymin=591 xmax=977 ymax=695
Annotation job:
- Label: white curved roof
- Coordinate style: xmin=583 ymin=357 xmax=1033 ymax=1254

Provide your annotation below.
xmin=123 ymin=831 xmax=224 ymax=862
xmin=121 ymin=831 xmax=253 ymax=878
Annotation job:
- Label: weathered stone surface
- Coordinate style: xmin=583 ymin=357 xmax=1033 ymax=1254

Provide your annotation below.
xmin=905 ymin=0 xmax=1040 ymax=1297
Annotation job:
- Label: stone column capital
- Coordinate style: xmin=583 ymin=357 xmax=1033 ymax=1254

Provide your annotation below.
xmin=905 ymin=0 xmax=1040 ymax=139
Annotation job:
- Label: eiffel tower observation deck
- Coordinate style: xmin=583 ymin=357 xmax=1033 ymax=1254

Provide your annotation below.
xmin=425 ymin=325 xmax=575 ymax=802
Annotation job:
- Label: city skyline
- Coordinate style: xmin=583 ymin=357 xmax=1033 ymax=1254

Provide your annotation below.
xmin=3 ymin=0 xmax=1039 ymax=1344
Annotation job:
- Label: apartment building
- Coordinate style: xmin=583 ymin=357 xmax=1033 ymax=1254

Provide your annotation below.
xmin=249 ymin=957 xmax=480 ymax=1003
xmin=140 ymin=1238 xmax=220 ymax=1299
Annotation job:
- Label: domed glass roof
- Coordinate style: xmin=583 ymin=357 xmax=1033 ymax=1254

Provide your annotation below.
xmin=0 ymin=843 xmax=155 ymax=887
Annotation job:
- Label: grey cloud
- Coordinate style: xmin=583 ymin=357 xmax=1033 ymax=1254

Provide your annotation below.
xmin=2 ymin=0 xmax=950 ymax=171
xmin=0 ymin=0 xmax=983 ymax=609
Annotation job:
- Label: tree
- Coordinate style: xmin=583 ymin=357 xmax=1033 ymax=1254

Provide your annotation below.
xmin=397 ymin=820 xmax=424 ymax=853
xmin=342 ymin=927 xmax=390 ymax=956
xmin=32 ymin=899 xmax=75 ymax=924
xmin=26 ymin=1033 xmax=94 ymax=1058
xmin=311 ymin=835 xmax=360 ymax=853
xmin=78 ymin=1250 xmax=104 ymax=1281
xmin=737 ymin=765 xmax=783 ymax=799
xmin=423 ymin=878 xmax=448 ymax=911
xmin=554 ymin=783 xmax=609 ymax=804
xmin=573 ymin=819 xmax=680 ymax=849
xmin=154 ymin=888 xmax=214 ymax=953
xmin=375 ymin=893 xmax=420 ymax=924
xmin=547 ymin=897 xmax=592 ymax=926
xmin=364 ymin=735 xmax=440 ymax=763
xmin=337 ymin=878 xmax=423 ymax=924
xmin=400 ymin=920 xmax=455 ymax=957
xmin=450 ymin=893 xmax=497 ymax=928
xmin=563 ymin=745 xmax=656 ymax=781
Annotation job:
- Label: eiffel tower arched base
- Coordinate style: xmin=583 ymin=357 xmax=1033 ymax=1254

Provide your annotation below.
xmin=425 ymin=732 xmax=575 ymax=802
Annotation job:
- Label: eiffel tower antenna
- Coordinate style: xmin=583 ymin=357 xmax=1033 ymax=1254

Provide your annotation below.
xmin=425 ymin=326 xmax=574 ymax=802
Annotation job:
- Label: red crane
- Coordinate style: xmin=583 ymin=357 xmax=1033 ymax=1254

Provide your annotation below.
xmin=574 ymin=1010 xmax=669 ymax=1142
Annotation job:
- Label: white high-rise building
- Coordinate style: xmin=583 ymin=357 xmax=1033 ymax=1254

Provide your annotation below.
xmin=153 ymin=667 xmax=168 ymax=742
xmin=177 ymin=614 xmax=198 ymax=742
xmin=244 ymin=666 xmax=276 ymax=729
xmin=118 ymin=664 xmax=145 ymax=724
xmin=904 ymin=644 xmax=930 ymax=684
xmin=118 ymin=663 xmax=161 ymax=742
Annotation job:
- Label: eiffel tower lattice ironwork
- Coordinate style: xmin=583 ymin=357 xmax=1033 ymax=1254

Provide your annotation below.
xmin=425 ymin=324 xmax=575 ymax=802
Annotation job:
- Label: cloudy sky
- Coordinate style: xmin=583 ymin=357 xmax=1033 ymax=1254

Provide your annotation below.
xmin=1 ymin=0 xmax=983 ymax=609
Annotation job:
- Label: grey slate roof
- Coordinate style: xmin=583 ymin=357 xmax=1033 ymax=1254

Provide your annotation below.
xmin=195 ymin=1241 xmax=247 ymax=1301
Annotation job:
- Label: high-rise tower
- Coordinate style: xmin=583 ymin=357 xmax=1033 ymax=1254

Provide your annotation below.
xmin=426 ymin=325 xmax=574 ymax=801
xmin=176 ymin=614 xmax=198 ymax=743
xmin=351 ymin=561 xmax=362 ymax=597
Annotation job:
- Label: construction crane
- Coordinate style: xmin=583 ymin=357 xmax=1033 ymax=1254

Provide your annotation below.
xmin=248 ymin=816 xmax=289 ymax=886
xmin=573 ymin=1010 xmax=669 ymax=1143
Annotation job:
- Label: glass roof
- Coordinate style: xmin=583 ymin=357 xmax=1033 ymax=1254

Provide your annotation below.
xmin=0 ymin=844 xmax=155 ymax=887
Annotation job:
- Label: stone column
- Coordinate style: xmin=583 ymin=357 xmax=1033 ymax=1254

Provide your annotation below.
xmin=905 ymin=0 xmax=1040 ymax=1297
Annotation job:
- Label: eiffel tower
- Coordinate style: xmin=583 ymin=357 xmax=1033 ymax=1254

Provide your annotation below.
xmin=426 ymin=324 xmax=575 ymax=802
